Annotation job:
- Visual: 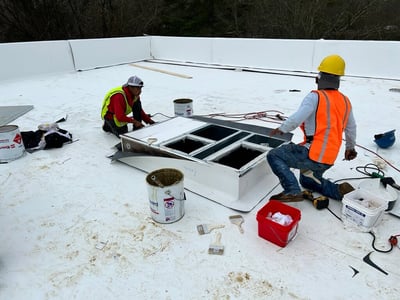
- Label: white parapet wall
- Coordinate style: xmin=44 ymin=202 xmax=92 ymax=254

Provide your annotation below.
xmin=151 ymin=36 xmax=400 ymax=79
xmin=0 ymin=36 xmax=151 ymax=81
xmin=313 ymin=39 xmax=400 ymax=79
xmin=150 ymin=36 xmax=316 ymax=73
xmin=0 ymin=40 xmax=75 ymax=82
xmin=69 ymin=36 xmax=151 ymax=71
xmin=0 ymin=36 xmax=399 ymax=81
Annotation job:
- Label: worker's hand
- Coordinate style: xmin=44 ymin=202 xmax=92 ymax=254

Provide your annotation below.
xmin=133 ymin=120 xmax=144 ymax=129
xmin=269 ymin=128 xmax=283 ymax=136
xmin=344 ymin=149 xmax=357 ymax=161
xmin=148 ymin=119 xmax=155 ymax=125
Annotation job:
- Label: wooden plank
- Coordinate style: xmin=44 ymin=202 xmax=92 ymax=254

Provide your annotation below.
xmin=130 ymin=63 xmax=192 ymax=79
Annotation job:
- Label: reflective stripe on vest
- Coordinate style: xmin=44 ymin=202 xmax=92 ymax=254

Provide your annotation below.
xmin=101 ymin=87 xmax=132 ymax=127
xmin=307 ymin=90 xmax=351 ymax=165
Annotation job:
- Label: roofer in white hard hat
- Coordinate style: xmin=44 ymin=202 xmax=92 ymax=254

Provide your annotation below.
xmin=267 ymin=54 xmax=358 ymax=204
xmin=101 ymin=75 xmax=155 ymax=137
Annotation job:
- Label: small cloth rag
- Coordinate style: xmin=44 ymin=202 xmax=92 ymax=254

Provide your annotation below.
xmin=271 ymin=212 xmax=293 ymax=226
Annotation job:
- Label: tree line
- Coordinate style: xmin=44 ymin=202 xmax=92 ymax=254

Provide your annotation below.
xmin=0 ymin=0 xmax=399 ymax=43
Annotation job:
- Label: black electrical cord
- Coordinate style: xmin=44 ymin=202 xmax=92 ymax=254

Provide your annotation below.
xmin=332 ymin=163 xmax=385 ymax=184
xmin=368 ymin=231 xmax=394 ymax=253
xmin=327 ymin=207 xmax=342 ymax=221
xmin=355 ymin=163 xmax=385 ymax=178
xmin=327 ymin=208 xmax=399 ymax=253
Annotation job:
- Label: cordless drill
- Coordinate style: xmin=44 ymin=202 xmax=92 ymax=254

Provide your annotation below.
xmin=303 ymin=190 xmax=329 ymax=210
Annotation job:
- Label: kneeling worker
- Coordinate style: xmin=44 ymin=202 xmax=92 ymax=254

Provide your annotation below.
xmin=101 ymin=75 xmax=155 ymax=137
xmin=267 ymin=54 xmax=357 ymax=202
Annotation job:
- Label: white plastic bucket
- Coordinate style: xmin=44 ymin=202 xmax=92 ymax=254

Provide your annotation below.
xmin=0 ymin=125 xmax=25 ymax=163
xmin=146 ymin=168 xmax=185 ymax=223
xmin=342 ymin=188 xmax=387 ymax=232
xmin=358 ymin=178 xmax=398 ymax=211
xmin=173 ymin=98 xmax=193 ymax=117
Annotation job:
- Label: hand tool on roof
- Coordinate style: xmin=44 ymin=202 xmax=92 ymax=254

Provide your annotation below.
xmin=208 ymin=232 xmax=224 ymax=255
xmin=303 ymin=190 xmax=329 ymax=210
xmin=197 ymin=224 xmax=225 ymax=235
xmin=151 ymin=175 xmax=164 ymax=188
xmin=229 ymin=215 xmax=244 ymax=233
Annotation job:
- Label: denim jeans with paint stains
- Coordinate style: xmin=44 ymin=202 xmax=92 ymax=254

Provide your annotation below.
xmin=266 ymin=143 xmax=343 ymax=200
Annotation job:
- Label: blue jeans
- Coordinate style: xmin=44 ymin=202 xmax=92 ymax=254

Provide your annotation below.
xmin=267 ymin=143 xmax=342 ymax=200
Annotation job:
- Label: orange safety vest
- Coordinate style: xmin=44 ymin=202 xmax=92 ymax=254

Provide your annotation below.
xmin=304 ymin=90 xmax=351 ymax=165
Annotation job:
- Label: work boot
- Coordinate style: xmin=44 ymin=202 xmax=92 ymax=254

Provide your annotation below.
xmin=338 ymin=182 xmax=355 ymax=197
xmin=270 ymin=192 xmax=304 ymax=202
xmin=102 ymin=122 xmax=111 ymax=133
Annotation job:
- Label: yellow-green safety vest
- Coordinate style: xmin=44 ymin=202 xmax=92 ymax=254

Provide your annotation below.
xmin=101 ymin=87 xmax=132 ymax=127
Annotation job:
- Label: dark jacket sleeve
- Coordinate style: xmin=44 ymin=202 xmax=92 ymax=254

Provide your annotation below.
xmin=141 ymin=109 xmax=154 ymax=124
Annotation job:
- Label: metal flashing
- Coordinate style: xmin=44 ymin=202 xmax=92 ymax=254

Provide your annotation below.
xmin=117 ymin=116 xmax=292 ymax=212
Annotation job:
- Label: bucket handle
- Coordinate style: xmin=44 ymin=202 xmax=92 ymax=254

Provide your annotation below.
xmin=268 ymin=223 xmax=298 ymax=247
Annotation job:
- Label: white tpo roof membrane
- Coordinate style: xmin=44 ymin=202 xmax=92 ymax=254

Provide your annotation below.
xmin=0 ymin=60 xmax=399 ymax=299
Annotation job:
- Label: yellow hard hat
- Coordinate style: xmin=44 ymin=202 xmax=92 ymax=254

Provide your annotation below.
xmin=318 ymin=55 xmax=345 ymax=76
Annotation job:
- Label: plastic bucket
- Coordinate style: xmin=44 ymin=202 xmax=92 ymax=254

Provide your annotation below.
xmin=358 ymin=178 xmax=398 ymax=211
xmin=173 ymin=98 xmax=193 ymax=117
xmin=146 ymin=168 xmax=185 ymax=223
xmin=256 ymin=200 xmax=301 ymax=247
xmin=0 ymin=125 xmax=25 ymax=163
xmin=342 ymin=188 xmax=387 ymax=232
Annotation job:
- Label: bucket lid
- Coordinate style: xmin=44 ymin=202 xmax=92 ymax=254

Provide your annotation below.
xmin=0 ymin=125 xmax=19 ymax=132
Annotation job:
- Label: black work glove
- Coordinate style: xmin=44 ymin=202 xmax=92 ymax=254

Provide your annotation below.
xmin=344 ymin=149 xmax=357 ymax=161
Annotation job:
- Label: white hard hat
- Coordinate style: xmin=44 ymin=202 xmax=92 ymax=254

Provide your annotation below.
xmin=126 ymin=75 xmax=144 ymax=87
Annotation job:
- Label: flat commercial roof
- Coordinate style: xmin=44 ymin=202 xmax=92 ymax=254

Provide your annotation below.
xmin=0 ymin=58 xmax=399 ymax=299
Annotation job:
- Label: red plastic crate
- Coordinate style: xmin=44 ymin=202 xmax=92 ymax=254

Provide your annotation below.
xmin=256 ymin=200 xmax=301 ymax=247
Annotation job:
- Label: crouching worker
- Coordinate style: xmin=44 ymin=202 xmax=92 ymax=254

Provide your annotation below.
xmin=101 ymin=75 xmax=155 ymax=137
xmin=267 ymin=54 xmax=358 ymax=202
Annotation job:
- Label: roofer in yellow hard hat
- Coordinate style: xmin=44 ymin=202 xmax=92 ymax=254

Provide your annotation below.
xmin=267 ymin=54 xmax=358 ymax=203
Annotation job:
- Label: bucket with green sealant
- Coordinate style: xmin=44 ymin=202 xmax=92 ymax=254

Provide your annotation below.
xmin=146 ymin=168 xmax=185 ymax=223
